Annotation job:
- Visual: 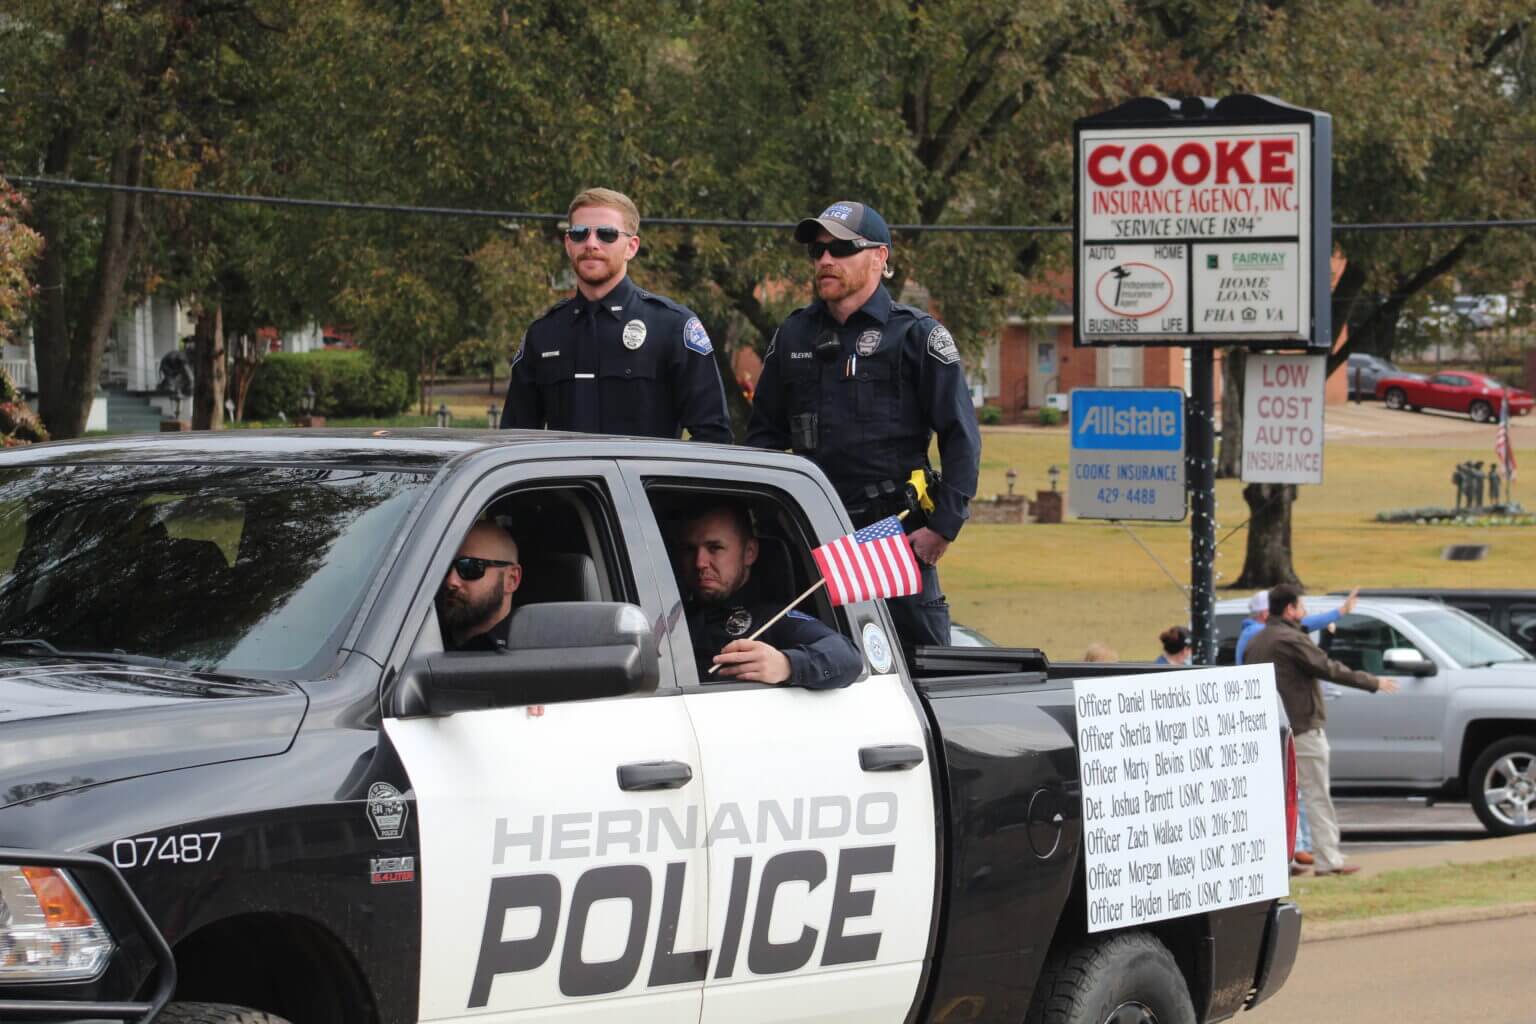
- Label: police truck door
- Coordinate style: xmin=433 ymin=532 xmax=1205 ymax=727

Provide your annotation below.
xmin=382 ymin=464 xmax=710 ymax=1023
xmin=626 ymin=463 xmax=940 ymax=1024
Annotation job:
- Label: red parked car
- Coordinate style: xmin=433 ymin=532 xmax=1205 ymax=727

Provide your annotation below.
xmin=1376 ymin=370 xmax=1535 ymax=422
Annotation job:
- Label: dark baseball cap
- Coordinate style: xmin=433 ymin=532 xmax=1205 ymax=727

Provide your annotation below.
xmin=793 ymin=201 xmax=892 ymax=246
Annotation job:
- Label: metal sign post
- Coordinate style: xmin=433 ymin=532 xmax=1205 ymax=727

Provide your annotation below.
xmin=1073 ymin=95 xmax=1333 ymax=665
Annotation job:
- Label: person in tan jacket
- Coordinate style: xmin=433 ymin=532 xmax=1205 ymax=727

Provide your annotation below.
xmin=1245 ymin=584 xmax=1399 ymax=876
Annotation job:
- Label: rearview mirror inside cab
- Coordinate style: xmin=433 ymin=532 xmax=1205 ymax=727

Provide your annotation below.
xmin=397 ymin=602 xmax=659 ymax=716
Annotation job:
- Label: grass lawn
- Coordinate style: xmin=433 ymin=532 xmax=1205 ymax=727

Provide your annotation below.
xmin=949 ymin=428 xmax=1536 ymax=661
xmin=1289 ymin=856 xmax=1536 ymax=923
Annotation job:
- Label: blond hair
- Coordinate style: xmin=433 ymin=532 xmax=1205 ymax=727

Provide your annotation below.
xmin=568 ymin=187 xmax=640 ymax=234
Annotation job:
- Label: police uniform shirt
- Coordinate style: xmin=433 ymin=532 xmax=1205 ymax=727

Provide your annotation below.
xmin=686 ymin=577 xmax=862 ymax=689
xmin=448 ymin=613 xmax=512 ymax=652
xmin=501 ymin=275 xmax=732 ymax=443
xmin=746 ymin=284 xmax=981 ymax=540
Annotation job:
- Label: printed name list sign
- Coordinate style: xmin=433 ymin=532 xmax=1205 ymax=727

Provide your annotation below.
xmin=1074 ymin=665 xmax=1290 ymax=932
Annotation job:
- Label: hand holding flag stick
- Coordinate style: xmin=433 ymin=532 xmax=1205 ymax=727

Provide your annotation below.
xmin=707 ymin=513 xmax=921 ymax=675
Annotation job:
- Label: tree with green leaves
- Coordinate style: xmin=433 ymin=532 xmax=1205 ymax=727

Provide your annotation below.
xmin=0 ymin=0 xmax=306 ymax=438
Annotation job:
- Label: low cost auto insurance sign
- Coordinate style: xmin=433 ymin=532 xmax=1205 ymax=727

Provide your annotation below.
xmin=1073 ymin=99 xmax=1331 ymax=350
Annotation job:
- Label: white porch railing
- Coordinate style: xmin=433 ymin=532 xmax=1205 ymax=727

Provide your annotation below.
xmin=0 ymin=358 xmax=34 ymax=392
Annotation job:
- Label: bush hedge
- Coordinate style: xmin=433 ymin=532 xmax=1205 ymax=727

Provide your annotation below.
xmin=245 ymin=350 xmax=411 ymax=420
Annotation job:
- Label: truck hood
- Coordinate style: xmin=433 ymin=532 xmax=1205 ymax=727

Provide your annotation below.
xmin=0 ymin=660 xmax=308 ymax=809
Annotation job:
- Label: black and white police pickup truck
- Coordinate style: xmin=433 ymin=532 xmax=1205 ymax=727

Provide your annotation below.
xmin=0 ymin=431 xmax=1300 ymax=1024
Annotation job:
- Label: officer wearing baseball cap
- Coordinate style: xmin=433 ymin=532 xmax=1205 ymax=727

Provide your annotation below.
xmin=501 ymin=187 xmax=731 ymax=443
xmin=747 ymin=201 xmax=981 ymax=649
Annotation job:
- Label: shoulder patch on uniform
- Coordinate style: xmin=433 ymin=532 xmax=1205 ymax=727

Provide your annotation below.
xmin=683 ymin=317 xmax=713 ymax=355
xmin=786 ymin=610 xmax=814 ymax=621
xmin=765 ymin=328 xmax=779 ymax=359
xmin=510 ymin=329 xmax=529 ymax=367
xmin=926 ymin=323 xmax=959 ymax=365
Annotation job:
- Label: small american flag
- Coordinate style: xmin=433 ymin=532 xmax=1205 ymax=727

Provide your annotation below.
xmin=1496 ymin=391 xmax=1518 ymax=480
xmin=812 ymin=515 xmax=922 ymax=606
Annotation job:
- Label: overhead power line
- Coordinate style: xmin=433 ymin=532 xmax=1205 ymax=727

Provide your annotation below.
xmin=10 ymin=175 xmax=1536 ymax=235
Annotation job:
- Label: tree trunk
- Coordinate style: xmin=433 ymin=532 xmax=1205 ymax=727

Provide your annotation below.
xmin=192 ymin=304 xmax=226 ymax=430
xmin=1217 ymin=348 xmax=1245 ymax=478
xmin=34 ymin=142 xmax=147 ymax=439
xmin=231 ymin=333 xmax=260 ymax=421
xmin=1233 ymin=483 xmax=1301 ymax=588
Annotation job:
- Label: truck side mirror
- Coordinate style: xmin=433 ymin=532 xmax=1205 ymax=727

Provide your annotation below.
xmin=1382 ymin=647 xmax=1437 ymax=677
xmin=396 ymin=602 xmax=659 ymax=716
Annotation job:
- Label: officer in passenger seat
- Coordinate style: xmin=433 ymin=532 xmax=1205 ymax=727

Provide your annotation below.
xmin=679 ymin=502 xmax=861 ymax=689
xmin=747 ymin=200 xmax=981 ymax=649
xmin=437 ymin=522 xmax=523 ymax=651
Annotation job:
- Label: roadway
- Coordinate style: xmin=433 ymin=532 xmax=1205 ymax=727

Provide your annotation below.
xmin=1325 ymin=398 xmax=1536 ymax=448
xmin=1247 ymin=798 xmax=1531 ymax=1023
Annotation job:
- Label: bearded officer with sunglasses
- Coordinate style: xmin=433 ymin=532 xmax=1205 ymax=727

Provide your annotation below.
xmin=500 ymin=187 xmax=731 ymax=443
xmin=747 ymin=201 xmax=980 ymax=649
xmin=437 ymin=522 xmax=523 ymax=651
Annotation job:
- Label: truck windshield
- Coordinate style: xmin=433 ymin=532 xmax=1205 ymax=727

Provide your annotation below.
xmin=1402 ymin=608 xmax=1533 ymax=667
xmin=0 ymin=463 xmax=429 ymax=674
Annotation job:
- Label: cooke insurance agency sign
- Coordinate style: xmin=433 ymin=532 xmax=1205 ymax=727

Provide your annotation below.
xmin=1073 ymin=97 xmax=1332 ymax=350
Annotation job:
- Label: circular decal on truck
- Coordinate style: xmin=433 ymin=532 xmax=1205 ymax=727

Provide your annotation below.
xmin=1094 ymin=261 xmax=1174 ymax=318
xmin=862 ymin=622 xmax=893 ymax=674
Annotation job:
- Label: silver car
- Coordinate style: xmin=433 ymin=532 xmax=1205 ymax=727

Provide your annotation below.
xmin=1217 ymin=595 xmax=1536 ymax=835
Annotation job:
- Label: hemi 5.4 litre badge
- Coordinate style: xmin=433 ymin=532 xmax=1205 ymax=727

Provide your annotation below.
xmin=370 ymin=856 xmax=416 ymax=885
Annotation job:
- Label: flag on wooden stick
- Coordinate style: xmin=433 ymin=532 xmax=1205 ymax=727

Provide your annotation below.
xmin=812 ymin=515 xmax=922 ymax=606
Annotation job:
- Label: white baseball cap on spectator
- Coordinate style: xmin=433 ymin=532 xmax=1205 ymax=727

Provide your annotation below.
xmin=1248 ymin=591 xmax=1270 ymax=615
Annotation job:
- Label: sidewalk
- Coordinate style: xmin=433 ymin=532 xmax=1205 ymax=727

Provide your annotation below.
xmin=1300 ymin=833 xmax=1536 ymax=943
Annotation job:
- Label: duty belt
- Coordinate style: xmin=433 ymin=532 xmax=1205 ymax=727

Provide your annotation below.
xmin=843 ymin=468 xmax=938 ymax=530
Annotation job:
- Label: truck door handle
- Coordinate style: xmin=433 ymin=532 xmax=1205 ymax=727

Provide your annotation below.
xmin=859 ymin=744 xmax=925 ymax=772
xmin=617 ymin=761 xmax=693 ymax=792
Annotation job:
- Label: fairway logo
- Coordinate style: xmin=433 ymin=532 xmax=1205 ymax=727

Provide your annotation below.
xmin=1232 ymin=251 xmax=1285 ymax=269
xmin=1077 ymin=405 xmax=1179 ymax=438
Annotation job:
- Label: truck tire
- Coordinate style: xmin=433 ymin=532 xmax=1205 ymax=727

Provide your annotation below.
xmin=1025 ymin=931 xmax=1196 ymax=1024
xmin=156 ymin=1003 xmax=294 ymax=1024
xmin=1469 ymin=736 xmax=1536 ymax=835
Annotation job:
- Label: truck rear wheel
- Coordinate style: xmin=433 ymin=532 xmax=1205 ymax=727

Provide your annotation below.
xmin=1025 ymin=931 xmax=1196 ymax=1024
xmin=1469 ymin=735 xmax=1536 ymax=835
xmin=157 ymin=1003 xmax=294 ymax=1024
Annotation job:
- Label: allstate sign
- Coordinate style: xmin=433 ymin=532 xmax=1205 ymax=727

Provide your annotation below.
xmin=1069 ymin=388 xmax=1187 ymax=521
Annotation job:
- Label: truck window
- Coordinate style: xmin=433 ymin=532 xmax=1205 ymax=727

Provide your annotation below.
xmin=0 ymin=463 xmax=429 ymax=674
xmin=1510 ymin=605 xmax=1536 ymax=655
xmin=427 ymin=482 xmax=631 ymax=657
xmin=644 ymin=483 xmax=852 ymax=686
xmin=1321 ymin=613 xmax=1421 ymax=673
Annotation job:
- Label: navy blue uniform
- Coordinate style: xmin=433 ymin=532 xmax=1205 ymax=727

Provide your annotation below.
xmin=687 ymin=578 xmax=862 ymax=689
xmin=746 ymin=284 xmax=980 ymax=647
xmin=500 ymin=276 xmax=731 ymax=443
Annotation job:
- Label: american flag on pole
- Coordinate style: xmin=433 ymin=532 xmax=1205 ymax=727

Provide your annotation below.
xmin=1496 ymin=391 xmax=1518 ymax=480
xmin=812 ymin=515 xmax=922 ymax=606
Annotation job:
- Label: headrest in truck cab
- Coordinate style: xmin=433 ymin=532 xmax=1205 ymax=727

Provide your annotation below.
xmin=514 ymin=552 xmax=602 ymax=606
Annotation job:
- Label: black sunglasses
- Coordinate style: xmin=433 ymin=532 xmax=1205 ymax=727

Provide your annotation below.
xmin=806 ymin=238 xmax=884 ymax=260
xmin=449 ymin=556 xmax=517 ymax=581
xmin=566 ymin=225 xmax=635 ymax=245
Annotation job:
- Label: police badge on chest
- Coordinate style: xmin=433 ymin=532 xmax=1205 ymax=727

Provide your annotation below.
xmin=725 ymin=607 xmax=753 ymax=637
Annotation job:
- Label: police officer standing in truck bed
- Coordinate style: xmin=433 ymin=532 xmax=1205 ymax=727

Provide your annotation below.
xmin=500 ymin=187 xmax=731 ymax=443
xmin=747 ymin=201 xmax=980 ymax=647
